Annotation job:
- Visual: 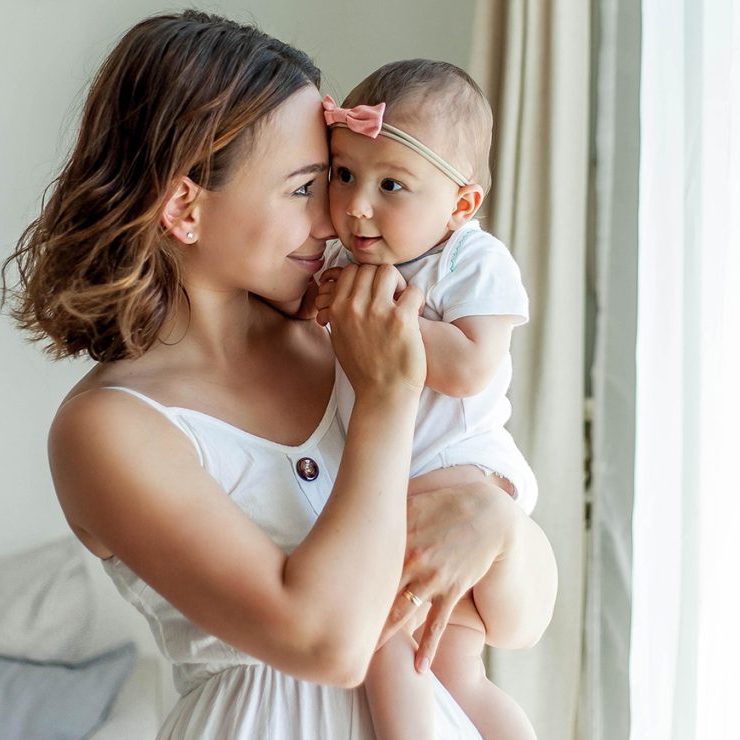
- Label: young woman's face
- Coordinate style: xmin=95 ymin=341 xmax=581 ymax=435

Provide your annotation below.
xmin=194 ymin=85 xmax=333 ymax=303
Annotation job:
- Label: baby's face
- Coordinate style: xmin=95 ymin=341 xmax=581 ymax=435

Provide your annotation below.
xmin=328 ymin=126 xmax=462 ymax=265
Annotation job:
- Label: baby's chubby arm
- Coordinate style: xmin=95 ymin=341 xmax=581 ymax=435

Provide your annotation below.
xmin=420 ymin=314 xmax=516 ymax=397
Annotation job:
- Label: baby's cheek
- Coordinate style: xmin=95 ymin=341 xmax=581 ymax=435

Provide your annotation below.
xmin=327 ymin=193 xmax=347 ymax=231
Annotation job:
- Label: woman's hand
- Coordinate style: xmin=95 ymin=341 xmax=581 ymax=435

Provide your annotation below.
xmin=315 ymin=266 xmax=408 ymax=325
xmin=316 ymin=264 xmax=425 ymax=399
xmin=377 ymin=483 xmax=518 ymax=671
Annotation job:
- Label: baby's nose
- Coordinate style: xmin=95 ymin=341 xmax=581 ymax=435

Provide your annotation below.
xmin=346 ymin=193 xmax=373 ymax=219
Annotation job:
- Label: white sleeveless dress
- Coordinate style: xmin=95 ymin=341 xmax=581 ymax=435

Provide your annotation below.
xmin=99 ymin=385 xmax=481 ymax=739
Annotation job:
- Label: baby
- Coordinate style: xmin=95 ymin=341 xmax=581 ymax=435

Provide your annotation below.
xmin=317 ymin=60 xmax=539 ymax=739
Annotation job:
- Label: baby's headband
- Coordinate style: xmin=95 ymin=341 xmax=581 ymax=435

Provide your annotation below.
xmin=322 ymin=95 xmax=471 ymax=187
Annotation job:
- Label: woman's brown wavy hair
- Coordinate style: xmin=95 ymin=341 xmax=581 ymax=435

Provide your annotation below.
xmin=1 ymin=10 xmax=320 ymax=361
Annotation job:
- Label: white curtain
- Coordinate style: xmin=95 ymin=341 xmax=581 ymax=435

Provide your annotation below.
xmin=631 ymin=2 xmax=740 ymax=739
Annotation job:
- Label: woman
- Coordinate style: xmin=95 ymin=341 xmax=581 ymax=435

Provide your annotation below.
xmin=2 ymin=11 xmax=556 ymax=738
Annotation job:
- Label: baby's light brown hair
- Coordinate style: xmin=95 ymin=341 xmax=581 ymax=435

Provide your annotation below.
xmin=342 ymin=59 xmax=493 ymax=193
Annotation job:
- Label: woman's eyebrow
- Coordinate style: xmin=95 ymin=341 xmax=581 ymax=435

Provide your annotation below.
xmin=286 ymin=162 xmax=329 ymax=178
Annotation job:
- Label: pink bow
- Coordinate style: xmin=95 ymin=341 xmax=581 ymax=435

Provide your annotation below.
xmin=322 ymin=95 xmax=386 ymax=138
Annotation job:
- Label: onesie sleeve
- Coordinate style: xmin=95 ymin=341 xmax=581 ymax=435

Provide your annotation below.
xmin=428 ymin=228 xmax=529 ymax=325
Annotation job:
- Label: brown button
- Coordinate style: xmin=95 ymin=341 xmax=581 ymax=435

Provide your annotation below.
xmin=296 ymin=457 xmax=319 ymax=481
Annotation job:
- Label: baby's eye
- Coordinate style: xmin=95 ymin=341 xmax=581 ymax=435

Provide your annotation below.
xmin=380 ymin=179 xmax=403 ymax=192
xmin=334 ymin=166 xmax=353 ymax=184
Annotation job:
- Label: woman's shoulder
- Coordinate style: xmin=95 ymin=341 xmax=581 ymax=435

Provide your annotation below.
xmin=51 ymin=354 xmax=201 ymax=477
xmin=59 ymin=350 xmax=160 ymax=403
xmin=51 ymin=368 xmax=195 ymax=464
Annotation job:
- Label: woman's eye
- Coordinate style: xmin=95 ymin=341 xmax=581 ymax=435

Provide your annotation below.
xmin=293 ymin=179 xmax=315 ymax=197
xmin=335 ymin=167 xmax=353 ymax=184
xmin=380 ymin=179 xmax=403 ymax=192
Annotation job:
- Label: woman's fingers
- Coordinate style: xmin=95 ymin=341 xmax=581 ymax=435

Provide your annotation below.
xmin=332 ymin=264 xmax=361 ymax=303
xmin=318 ymin=266 xmax=344 ymax=284
xmin=414 ymin=595 xmax=458 ymax=672
xmin=316 ymin=265 xmax=357 ymax=326
xmin=395 ymin=282 xmax=425 ymax=318
xmin=316 ymin=264 xmax=417 ymax=322
xmin=315 ymin=281 xmax=336 ymax=326
xmin=376 ymin=582 xmax=431 ymax=649
xmin=347 ymin=264 xmax=377 ymax=307
xmin=370 ymin=263 xmax=407 ymax=304
xmin=316 ymin=261 xmax=426 ymax=395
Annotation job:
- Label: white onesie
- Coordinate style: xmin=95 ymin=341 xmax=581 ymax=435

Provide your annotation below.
xmin=323 ymin=219 xmax=538 ymax=515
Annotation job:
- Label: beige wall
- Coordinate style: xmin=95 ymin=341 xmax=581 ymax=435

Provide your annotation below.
xmin=0 ymin=1 xmax=476 ymax=556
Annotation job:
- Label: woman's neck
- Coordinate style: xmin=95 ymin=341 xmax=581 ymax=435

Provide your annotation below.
xmin=155 ymin=285 xmax=280 ymax=371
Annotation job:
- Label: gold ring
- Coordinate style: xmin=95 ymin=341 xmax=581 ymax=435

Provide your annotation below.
xmin=402 ymin=589 xmax=423 ymax=607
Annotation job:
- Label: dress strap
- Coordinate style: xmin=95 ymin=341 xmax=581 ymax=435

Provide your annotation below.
xmin=100 ymin=386 xmax=204 ymax=466
xmin=101 ymin=385 xmax=169 ymax=411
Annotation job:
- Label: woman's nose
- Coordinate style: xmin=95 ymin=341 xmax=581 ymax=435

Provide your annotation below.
xmin=310 ymin=179 xmax=336 ymax=241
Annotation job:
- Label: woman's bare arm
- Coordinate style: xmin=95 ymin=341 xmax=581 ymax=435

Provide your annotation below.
xmin=51 ymin=265 xmax=426 ymax=689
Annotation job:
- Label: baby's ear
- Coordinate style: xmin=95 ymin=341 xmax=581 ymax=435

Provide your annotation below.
xmin=447 ymin=183 xmax=485 ymax=230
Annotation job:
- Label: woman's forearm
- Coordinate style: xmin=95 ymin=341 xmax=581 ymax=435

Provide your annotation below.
xmin=472 ymin=494 xmax=558 ymax=648
xmin=282 ymin=389 xmax=419 ymax=674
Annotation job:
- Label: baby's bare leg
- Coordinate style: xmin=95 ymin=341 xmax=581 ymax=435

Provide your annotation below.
xmin=364 ymin=629 xmax=435 ymax=740
xmin=425 ymin=597 xmax=537 ymax=739
xmin=409 ymin=468 xmax=536 ymax=738
xmin=410 ymin=466 xmax=546 ymax=650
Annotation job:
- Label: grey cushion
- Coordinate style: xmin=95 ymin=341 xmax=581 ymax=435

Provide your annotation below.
xmin=0 ymin=537 xmax=94 ymax=662
xmin=0 ymin=642 xmax=137 ymax=740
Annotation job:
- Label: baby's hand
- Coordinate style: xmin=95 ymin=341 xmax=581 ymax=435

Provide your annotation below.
xmin=315 ymin=265 xmax=408 ymax=326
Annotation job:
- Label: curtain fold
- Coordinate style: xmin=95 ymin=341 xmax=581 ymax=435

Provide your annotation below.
xmin=470 ymin=3 xmax=590 ymax=738
xmin=583 ymin=1 xmax=641 ymax=739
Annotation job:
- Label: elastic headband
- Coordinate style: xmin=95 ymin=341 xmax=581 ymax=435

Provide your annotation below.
xmin=322 ymin=95 xmax=471 ymax=187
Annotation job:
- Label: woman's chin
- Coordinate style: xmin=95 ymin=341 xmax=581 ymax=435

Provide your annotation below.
xmin=252 ymin=293 xmax=304 ymax=317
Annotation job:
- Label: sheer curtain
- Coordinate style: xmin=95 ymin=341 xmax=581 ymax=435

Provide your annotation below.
xmin=631 ymin=2 xmax=740 ymax=739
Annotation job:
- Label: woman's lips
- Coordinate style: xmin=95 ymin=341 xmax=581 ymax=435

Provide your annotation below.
xmin=288 ymin=252 xmax=325 ymax=273
xmin=351 ymin=235 xmax=381 ymax=251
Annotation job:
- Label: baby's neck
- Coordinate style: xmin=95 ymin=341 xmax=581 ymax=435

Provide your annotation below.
xmin=393 ymin=228 xmax=455 ymax=267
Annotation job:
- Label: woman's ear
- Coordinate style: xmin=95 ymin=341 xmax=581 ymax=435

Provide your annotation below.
xmin=447 ymin=183 xmax=485 ymax=230
xmin=160 ymin=176 xmax=202 ymax=244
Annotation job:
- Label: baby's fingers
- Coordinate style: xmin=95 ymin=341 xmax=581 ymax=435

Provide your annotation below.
xmin=414 ymin=596 xmax=457 ymax=672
